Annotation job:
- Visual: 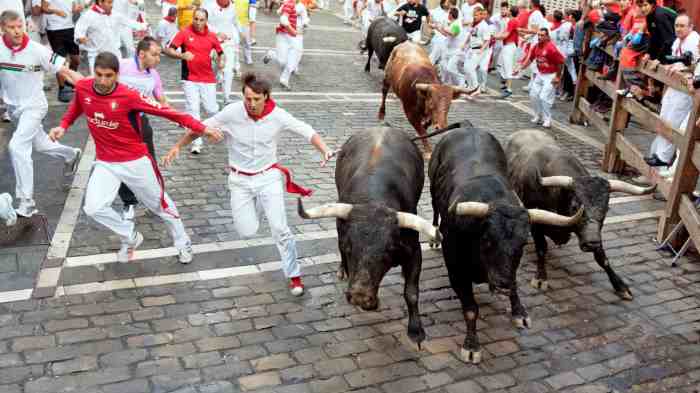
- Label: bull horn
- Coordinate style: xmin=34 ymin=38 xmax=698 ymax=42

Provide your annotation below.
xmin=415 ymin=83 xmax=431 ymax=91
xmin=383 ymin=36 xmax=397 ymax=43
xmin=297 ymin=199 xmax=353 ymax=220
xmin=451 ymin=86 xmax=473 ymax=95
xmin=528 ymin=207 xmax=584 ymax=227
xmin=396 ymin=212 xmax=441 ymax=242
xmin=449 ymin=201 xmax=490 ymax=218
xmin=540 ymin=176 xmax=575 ymax=189
xmin=608 ymin=180 xmax=657 ymax=195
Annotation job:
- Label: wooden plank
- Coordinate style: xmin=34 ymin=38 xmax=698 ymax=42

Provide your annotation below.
xmin=636 ymin=60 xmax=692 ymax=94
xmin=693 ymin=141 xmax=700 ymax=170
xmin=621 ymin=98 xmax=683 ymax=145
xmin=579 ymin=98 xmax=610 ymax=138
xmin=585 ymin=69 xmax=616 ymax=98
xmin=679 ymin=194 xmax=700 ymax=252
xmin=615 ymin=134 xmax=673 ymax=198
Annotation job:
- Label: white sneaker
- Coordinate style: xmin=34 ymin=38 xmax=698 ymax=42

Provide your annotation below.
xmin=280 ymin=79 xmax=290 ymax=90
xmin=542 ymin=118 xmax=552 ymax=128
xmin=2 ymin=111 xmax=10 ymax=122
xmin=178 ymin=245 xmax=194 ymax=264
xmin=530 ymin=115 xmax=542 ymax=125
xmin=117 ymin=231 xmax=143 ymax=263
xmin=0 ymin=193 xmax=17 ymax=226
xmin=190 ymin=144 xmax=202 ymax=154
xmin=15 ymin=198 xmax=38 ymax=218
xmin=123 ymin=205 xmax=135 ymax=221
xmin=522 ymin=85 xmax=530 ymax=92
xmin=64 ymin=148 xmax=81 ymax=177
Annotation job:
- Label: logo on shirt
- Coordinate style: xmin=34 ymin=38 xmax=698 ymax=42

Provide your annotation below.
xmin=94 ymin=112 xmax=105 ymax=119
xmin=110 ymin=101 xmax=118 ymax=111
xmin=87 ymin=115 xmax=119 ymax=130
xmin=84 ymin=97 xmax=92 ymax=105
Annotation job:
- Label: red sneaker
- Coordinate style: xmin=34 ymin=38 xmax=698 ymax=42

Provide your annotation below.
xmin=289 ymin=276 xmax=304 ymax=297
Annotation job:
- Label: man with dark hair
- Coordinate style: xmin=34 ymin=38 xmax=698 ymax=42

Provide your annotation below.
xmin=164 ymin=8 xmax=224 ymax=154
xmin=493 ymin=4 xmax=519 ymax=98
xmin=393 ymin=0 xmax=430 ymax=43
xmin=638 ymin=0 xmax=677 ymax=61
xmin=514 ymin=27 xmax=565 ymax=129
xmin=162 ymin=72 xmax=335 ymax=297
xmin=1 ymin=9 xmax=83 ymax=218
xmin=48 ymin=51 xmax=224 ymax=264
xmin=115 ymin=36 xmax=168 ymax=220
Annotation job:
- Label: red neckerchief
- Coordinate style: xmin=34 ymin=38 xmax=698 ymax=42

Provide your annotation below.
xmin=91 ymin=4 xmax=110 ymax=15
xmin=164 ymin=15 xmax=176 ymax=23
xmin=550 ymin=20 xmax=562 ymax=30
xmin=188 ymin=24 xmax=209 ymax=36
xmin=216 ymin=0 xmax=230 ymax=8
xmin=246 ymin=99 xmax=276 ymax=121
xmin=2 ymin=34 xmax=29 ymax=56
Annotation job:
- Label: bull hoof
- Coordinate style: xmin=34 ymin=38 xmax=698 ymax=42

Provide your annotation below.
xmin=460 ymin=348 xmax=482 ymax=364
xmin=336 ymin=268 xmax=347 ymax=281
xmin=429 ymin=238 xmax=441 ymax=249
xmin=407 ymin=327 xmax=426 ymax=350
xmin=512 ymin=315 xmax=532 ymax=329
xmin=530 ymin=278 xmax=549 ymax=291
xmin=616 ymin=288 xmax=633 ymax=301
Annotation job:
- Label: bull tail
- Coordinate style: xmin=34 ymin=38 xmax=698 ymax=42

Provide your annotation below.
xmin=411 ymin=120 xmax=474 ymax=141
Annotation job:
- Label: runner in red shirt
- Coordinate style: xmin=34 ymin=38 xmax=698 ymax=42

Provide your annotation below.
xmin=494 ymin=4 xmax=520 ymax=97
xmin=48 ymin=52 xmax=224 ymax=264
xmin=164 ymin=8 xmax=225 ymax=154
xmin=514 ymin=28 xmax=565 ymax=129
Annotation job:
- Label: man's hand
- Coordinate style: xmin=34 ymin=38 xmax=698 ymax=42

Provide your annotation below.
xmin=320 ymin=149 xmax=340 ymax=167
xmin=203 ymin=127 xmax=224 ymax=143
xmin=48 ymin=127 xmax=66 ymax=142
xmin=552 ymin=77 xmax=560 ymax=86
xmin=217 ymin=32 xmax=229 ymax=41
xmin=180 ymin=51 xmax=195 ymax=61
xmin=78 ymin=37 xmax=87 ymax=45
xmin=161 ymin=146 xmax=180 ymax=167
xmin=55 ymin=10 xmax=67 ymax=17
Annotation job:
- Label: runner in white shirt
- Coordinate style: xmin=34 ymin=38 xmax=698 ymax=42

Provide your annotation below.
xmin=460 ymin=0 xmax=481 ymax=31
xmin=112 ymin=0 xmax=146 ymax=57
xmin=549 ymin=10 xmax=576 ymax=96
xmin=42 ymin=0 xmax=83 ymax=102
xmin=28 ymin=0 xmax=46 ymax=43
xmin=428 ymin=0 xmax=449 ymax=65
xmin=155 ymin=6 xmax=178 ymax=47
xmin=162 ymin=73 xmax=335 ymax=297
xmin=439 ymin=7 xmax=464 ymax=85
xmin=518 ymin=0 xmax=547 ymax=91
xmin=74 ymin=0 xmax=120 ymax=74
xmin=0 ymin=10 xmax=82 ymax=217
xmin=204 ymin=0 xmax=240 ymax=104
xmin=290 ymin=0 xmax=307 ymax=75
xmin=462 ymin=6 xmax=491 ymax=95
xmin=0 ymin=193 xmax=17 ymax=226
xmin=360 ymin=0 xmax=383 ymax=43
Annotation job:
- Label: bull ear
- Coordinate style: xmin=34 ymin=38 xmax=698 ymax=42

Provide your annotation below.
xmin=608 ymin=180 xmax=656 ymax=195
xmin=540 ymin=176 xmax=575 ymax=189
xmin=528 ymin=207 xmax=584 ymax=227
xmin=396 ymin=212 xmax=441 ymax=242
xmin=449 ymin=201 xmax=490 ymax=217
xmin=297 ymin=199 xmax=353 ymax=220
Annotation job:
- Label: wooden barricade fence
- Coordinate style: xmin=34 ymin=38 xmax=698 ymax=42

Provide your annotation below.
xmin=570 ymin=29 xmax=700 ymax=249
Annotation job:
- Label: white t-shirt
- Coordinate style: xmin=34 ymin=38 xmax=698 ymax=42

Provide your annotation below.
xmin=155 ymin=18 xmax=178 ymax=46
xmin=73 ymin=7 xmax=120 ymax=55
xmin=460 ymin=2 xmax=480 ymax=27
xmin=0 ymin=39 xmax=65 ymax=110
xmin=671 ymin=31 xmax=700 ymax=63
xmin=0 ymin=0 xmax=26 ymax=23
xmin=527 ymin=8 xmax=546 ymax=44
xmin=430 ymin=6 xmax=448 ymax=27
xmin=203 ymin=101 xmax=316 ymax=173
xmin=44 ymin=0 xmax=75 ymax=30
xmin=204 ymin=2 xmax=239 ymax=40
xmin=295 ymin=3 xmax=309 ymax=35
xmin=467 ymin=19 xmax=491 ymax=49
xmin=551 ymin=20 xmax=573 ymax=56
xmin=366 ymin=0 xmax=383 ymax=19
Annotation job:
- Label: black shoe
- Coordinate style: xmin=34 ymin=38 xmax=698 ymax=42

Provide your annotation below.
xmin=500 ymin=90 xmax=513 ymax=99
xmin=644 ymin=154 xmax=669 ymax=167
xmin=57 ymin=87 xmax=72 ymax=103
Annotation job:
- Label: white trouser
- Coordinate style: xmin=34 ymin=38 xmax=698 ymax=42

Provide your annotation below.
xmin=291 ymin=35 xmax=303 ymax=73
xmin=649 ymin=136 xmax=676 ymax=164
xmin=407 ymin=30 xmax=421 ymax=43
xmin=220 ymin=42 xmax=239 ymax=101
xmin=238 ymin=25 xmax=253 ymax=65
xmin=477 ymin=47 xmax=492 ymax=90
xmin=498 ymin=43 xmax=517 ymax=80
xmin=8 ymin=107 xmax=76 ymax=200
xmin=84 ymin=157 xmax=190 ymax=249
xmin=118 ymin=25 xmax=135 ymax=58
xmin=183 ymin=81 xmax=218 ymax=148
xmin=429 ymin=34 xmax=448 ymax=65
xmin=564 ymin=56 xmax=577 ymax=84
xmin=273 ymin=33 xmax=299 ymax=86
xmin=529 ymin=72 xmax=556 ymax=122
xmin=443 ymin=51 xmax=465 ymax=86
xmin=463 ymin=48 xmax=484 ymax=90
xmin=343 ymin=0 xmax=353 ymax=22
xmin=229 ymin=170 xmax=300 ymax=278
xmin=361 ymin=11 xmax=372 ymax=37
xmin=527 ymin=63 xmax=538 ymax=89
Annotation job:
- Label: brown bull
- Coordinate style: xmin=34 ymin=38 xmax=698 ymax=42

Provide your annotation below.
xmin=378 ymin=41 xmax=469 ymax=158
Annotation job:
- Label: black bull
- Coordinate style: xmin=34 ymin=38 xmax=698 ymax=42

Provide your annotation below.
xmin=363 ymin=17 xmax=408 ymax=73
xmin=427 ymin=126 xmax=583 ymax=364
xmin=298 ymin=128 xmax=439 ymax=347
xmin=505 ymin=130 xmax=656 ymax=300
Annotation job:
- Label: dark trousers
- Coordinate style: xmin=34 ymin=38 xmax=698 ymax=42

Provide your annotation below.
xmin=119 ymin=115 xmax=156 ymax=206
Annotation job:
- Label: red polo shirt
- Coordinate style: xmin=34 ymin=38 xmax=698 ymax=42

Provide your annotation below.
xmin=169 ymin=25 xmax=223 ymax=83
xmin=504 ymin=18 xmax=519 ymax=45
xmin=530 ymin=40 xmax=565 ymax=74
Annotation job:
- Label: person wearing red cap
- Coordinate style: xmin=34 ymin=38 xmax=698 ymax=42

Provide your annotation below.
xmin=162 ymin=73 xmax=335 ymax=297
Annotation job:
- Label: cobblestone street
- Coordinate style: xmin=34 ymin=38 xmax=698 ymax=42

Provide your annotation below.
xmin=0 ymin=1 xmax=699 ymax=392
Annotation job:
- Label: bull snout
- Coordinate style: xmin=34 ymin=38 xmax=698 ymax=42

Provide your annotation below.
xmin=580 ymin=240 xmax=602 ymax=252
xmin=345 ymin=288 xmax=379 ymax=311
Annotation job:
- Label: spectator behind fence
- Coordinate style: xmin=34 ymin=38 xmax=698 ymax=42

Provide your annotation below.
xmin=637 ymin=0 xmax=676 ymax=63
xmin=646 ymin=14 xmax=700 ymax=179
